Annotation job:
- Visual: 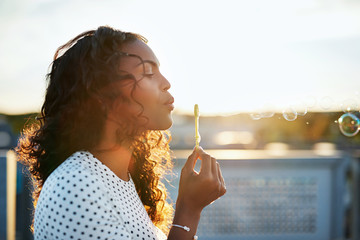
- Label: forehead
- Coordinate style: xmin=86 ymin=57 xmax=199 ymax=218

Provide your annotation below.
xmin=121 ymin=39 xmax=159 ymax=66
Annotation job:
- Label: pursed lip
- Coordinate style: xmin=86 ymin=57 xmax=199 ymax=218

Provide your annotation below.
xmin=164 ymin=96 xmax=175 ymax=110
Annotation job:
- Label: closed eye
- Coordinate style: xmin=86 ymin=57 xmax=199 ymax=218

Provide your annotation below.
xmin=143 ymin=73 xmax=155 ymax=78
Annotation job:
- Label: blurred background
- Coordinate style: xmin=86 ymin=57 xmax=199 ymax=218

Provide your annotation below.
xmin=1 ymin=0 xmax=360 ymax=239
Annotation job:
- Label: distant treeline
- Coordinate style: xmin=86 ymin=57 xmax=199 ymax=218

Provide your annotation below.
xmin=1 ymin=112 xmax=38 ymax=136
xmin=2 ymin=112 xmax=360 ymax=150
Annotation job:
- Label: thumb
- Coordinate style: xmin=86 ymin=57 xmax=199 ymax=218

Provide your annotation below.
xmin=183 ymin=147 xmax=200 ymax=171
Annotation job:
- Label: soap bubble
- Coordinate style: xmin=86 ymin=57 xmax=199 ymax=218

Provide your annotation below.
xmin=340 ymin=98 xmax=359 ymax=113
xmin=319 ymin=96 xmax=334 ymax=110
xmin=282 ymin=107 xmax=297 ymax=121
xmin=249 ymin=103 xmax=275 ymax=120
xmin=261 ymin=111 xmax=275 ymax=118
xmin=338 ymin=113 xmax=360 ymax=137
xmin=292 ymin=101 xmax=308 ymax=116
xmin=304 ymin=95 xmax=317 ymax=109
xmin=249 ymin=112 xmax=262 ymax=120
xmin=260 ymin=103 xmax=275 ymax=118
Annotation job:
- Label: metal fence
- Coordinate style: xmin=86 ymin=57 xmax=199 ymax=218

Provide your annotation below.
xmin=1 ymin=149 xmax=358 ymax=240
xmin=166 ymin=149 xmax=353 ymax=240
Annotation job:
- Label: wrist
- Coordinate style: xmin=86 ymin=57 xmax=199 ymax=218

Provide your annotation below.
xmin=175 ymin=198 xmax=202 ymax=217
xmin=173 ymin=202 xmax=201 ymax=232
xmin=170 ymin=210 xmax=200 ymax=240
xmin=173 ymin=206 xmax=201 ymax=226
xmin=171 ymin=224 xmax=198 ymax=240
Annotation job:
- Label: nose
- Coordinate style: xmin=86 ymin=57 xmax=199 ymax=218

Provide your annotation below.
xmin=161 ymin=74 xmax=171 ymax=92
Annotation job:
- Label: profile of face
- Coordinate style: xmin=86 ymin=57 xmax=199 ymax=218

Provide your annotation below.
xmin=110 ymin=39 xmax=174 ymax=131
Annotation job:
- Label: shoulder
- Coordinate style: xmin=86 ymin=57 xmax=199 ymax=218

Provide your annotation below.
xmin=36 ymin=151 xmax=118 ymax=219
xmin=42 ymin=151 xmax=103 ymax=194
xmin=34 ymin=151 xmax=132 ymax=239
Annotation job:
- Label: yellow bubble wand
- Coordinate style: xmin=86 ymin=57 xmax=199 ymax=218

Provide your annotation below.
xmin=194 ymin=104 xmax=201 ymax=149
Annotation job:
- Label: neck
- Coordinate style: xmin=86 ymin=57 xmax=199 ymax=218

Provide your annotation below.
xmin=92 ymin=115 xmax=138 ymax=181
xmin=90 ymin=145 xmax=133 ymax=181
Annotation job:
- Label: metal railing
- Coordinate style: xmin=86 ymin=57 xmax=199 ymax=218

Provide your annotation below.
xmin=166 ymin=149 xmax=353 ymax=240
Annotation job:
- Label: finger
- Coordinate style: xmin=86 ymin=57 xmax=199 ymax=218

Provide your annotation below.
xmin=198 ymin=148 xmax=212 ymax=174
xmin=217 ymin=163 xmax=224 ymax=186
xmin=211 ymin=157 xmax=217 ymax=177
xmin=183 ymin=147 xmax=199 ymax=171
xmin=217 ymin=162 xmax=227 ymax=195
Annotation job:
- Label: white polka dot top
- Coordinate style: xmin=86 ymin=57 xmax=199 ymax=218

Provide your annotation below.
xmin=34 ymin=151 xmax=167 ymax=240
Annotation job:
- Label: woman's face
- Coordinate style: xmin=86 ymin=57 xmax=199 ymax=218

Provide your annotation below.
xmin=114 ymin=39 xmax=174 ymax=130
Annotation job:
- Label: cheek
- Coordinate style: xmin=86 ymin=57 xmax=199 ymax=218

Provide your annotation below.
xmin=120 ymin=80 xmax=163 ymax=127
xmin=134 ymin=82 xmax=160 ymax=108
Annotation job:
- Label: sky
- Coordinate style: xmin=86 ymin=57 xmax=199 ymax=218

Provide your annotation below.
xmin=0 ymin=0 xmax=360 ymax=116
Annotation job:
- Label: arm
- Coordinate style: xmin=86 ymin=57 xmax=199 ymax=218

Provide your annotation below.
xmin=167 ymin=147 xmax=226 ymax=239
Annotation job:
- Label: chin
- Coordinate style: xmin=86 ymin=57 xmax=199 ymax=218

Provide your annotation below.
xmin=157 ymin=120 xmax=173 ymax=130
xmin=162 ymin=121 xmax=173 ymax=130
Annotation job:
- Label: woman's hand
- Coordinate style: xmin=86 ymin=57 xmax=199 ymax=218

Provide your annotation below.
xmin=168 ymin=147 xmax=226 ymax=239
xmin=176 ymin=146 xmax=226 ymax=214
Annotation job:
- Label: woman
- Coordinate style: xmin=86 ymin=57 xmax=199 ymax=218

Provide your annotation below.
xmin=17 ymin=26 xmax=226 ymax=240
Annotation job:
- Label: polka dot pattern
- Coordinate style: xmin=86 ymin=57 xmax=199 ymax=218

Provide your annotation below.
xmin=34 ymin=151 xmax=166 ymax=240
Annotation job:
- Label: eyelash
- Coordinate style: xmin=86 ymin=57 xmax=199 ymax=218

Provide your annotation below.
xmin=143 ymin=73 xmax=154 ymax=78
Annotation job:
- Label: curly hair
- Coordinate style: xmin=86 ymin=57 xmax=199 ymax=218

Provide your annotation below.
xmin=16 ymin=26 xmax=174 ymax=233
